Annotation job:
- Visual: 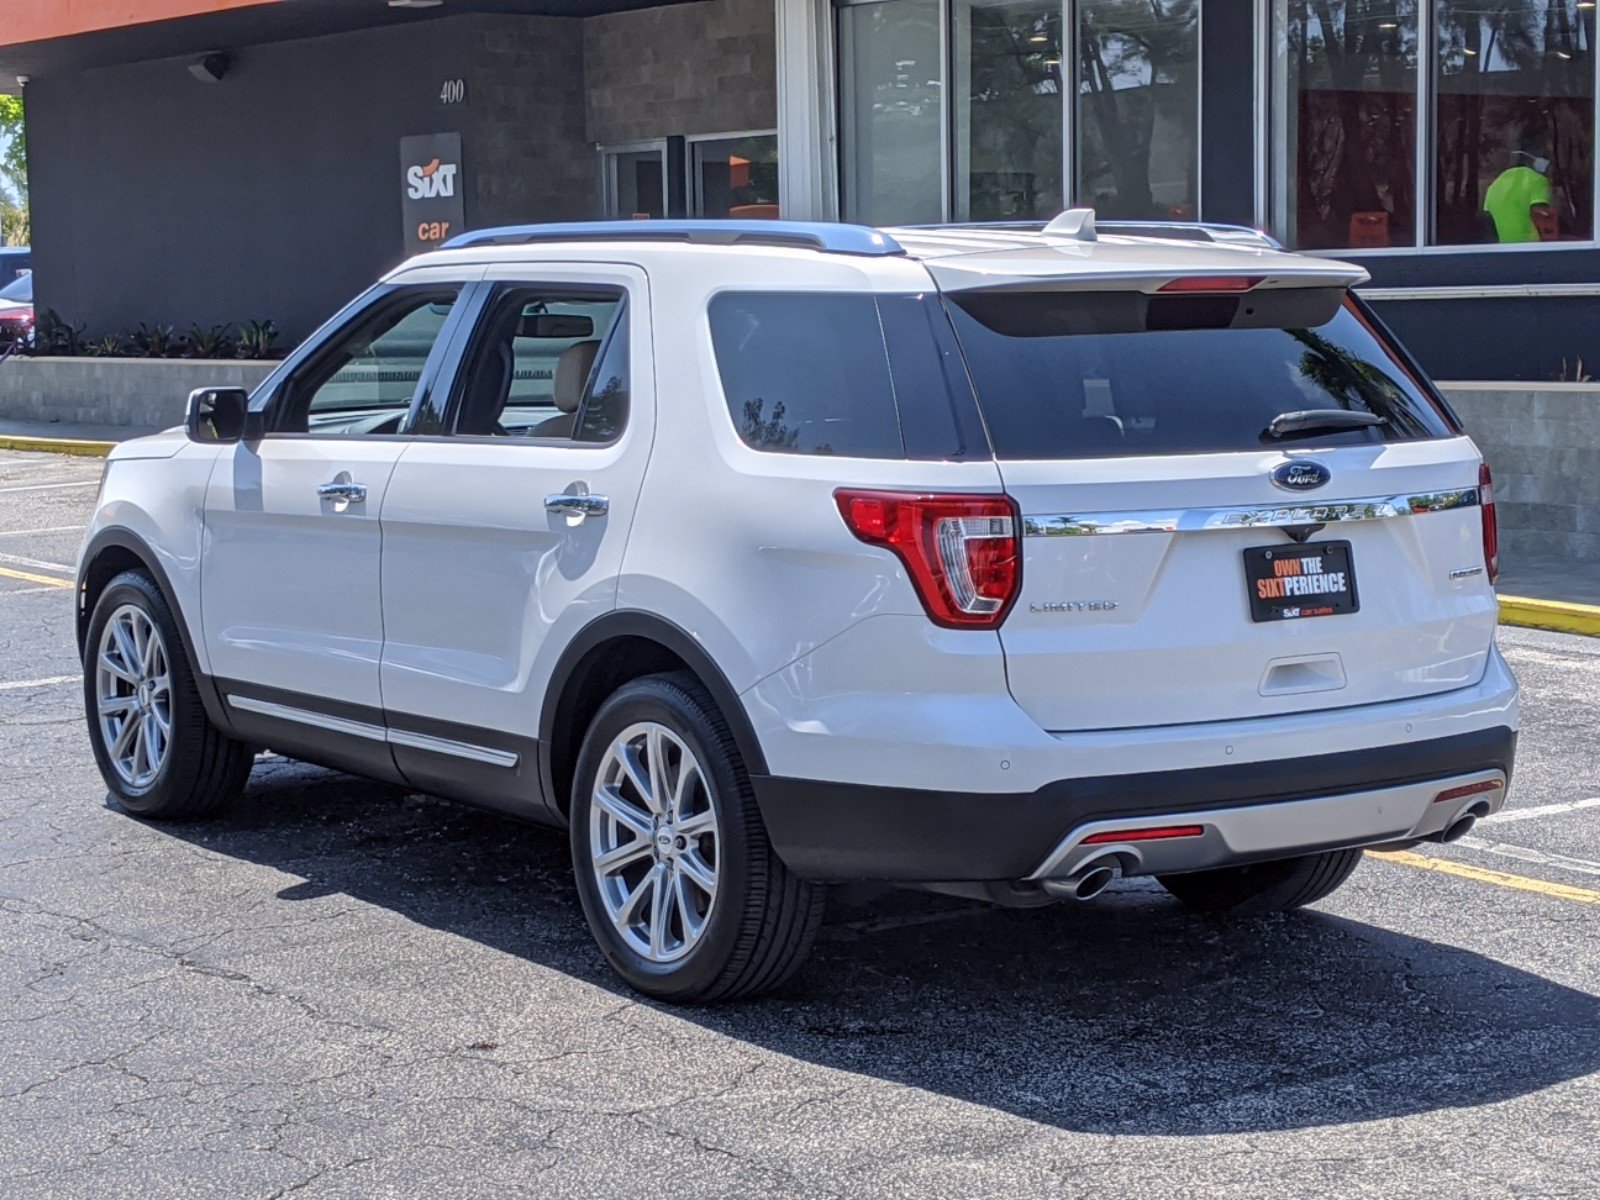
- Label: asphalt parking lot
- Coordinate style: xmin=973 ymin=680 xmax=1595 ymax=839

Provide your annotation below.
xmin=3 ymin=448 xmax=1599 ymax=1199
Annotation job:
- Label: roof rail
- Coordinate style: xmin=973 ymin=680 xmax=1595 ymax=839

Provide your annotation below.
xmin=900 ymin=217 xmax=1283 ymax=250
xmin=440 ymin=219 xmax=905 ymax=257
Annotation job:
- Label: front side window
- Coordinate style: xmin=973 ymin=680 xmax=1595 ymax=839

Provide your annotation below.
xmin=276 ymin=287 xmax=461 ymax=436
xmin=944 ymin=292 xmax=1454 ymax=459
xmin=450 ymin=287 xmax=626 ymax=441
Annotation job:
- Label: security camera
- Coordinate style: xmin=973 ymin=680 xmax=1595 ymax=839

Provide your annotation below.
xmin=188 ymin=53 xmax=232 ymax=84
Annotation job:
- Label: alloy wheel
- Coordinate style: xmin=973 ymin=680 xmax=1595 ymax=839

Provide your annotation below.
xmin=589 ymin=720 xmax=720 ymax=962
xmin=95 ymin=604 xmax=172 ymax=789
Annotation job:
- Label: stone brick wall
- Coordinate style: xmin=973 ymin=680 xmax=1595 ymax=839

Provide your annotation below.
xmin=582 ymin=0 xmax=777 ymax=146
xmin=1442 ymin=383 xmax=1600 ymax=560
xmin=466 ymin=15 xmax=597 ymax=225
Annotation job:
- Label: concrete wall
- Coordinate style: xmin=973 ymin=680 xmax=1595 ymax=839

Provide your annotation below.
xmin=1442 ymin=383 xmax=1600 ymax=561
xmin=0 ymin=359 xmax=276 ymax=429
xmin=583 ymin=0 xmax=776 ymax=145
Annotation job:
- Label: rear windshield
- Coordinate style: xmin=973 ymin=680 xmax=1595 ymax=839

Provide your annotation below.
xmin=944 ymin=293 xmax=1455 ymax=460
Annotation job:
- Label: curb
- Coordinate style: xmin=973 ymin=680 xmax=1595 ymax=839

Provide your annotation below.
xmin=0 ymin=434 xmax=117 ymax=457
xmin=1499 ymin=595 xmax=1600 ymax=637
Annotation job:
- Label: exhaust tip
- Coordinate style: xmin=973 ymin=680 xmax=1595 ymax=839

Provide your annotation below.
xmin=1438 ymin=813 xmax=1477 ymax=844
xmin=1071 ymin=865 xmax=1117 ymax=900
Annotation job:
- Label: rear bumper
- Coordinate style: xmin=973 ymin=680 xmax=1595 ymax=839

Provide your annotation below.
xmin=750 ymin=724 xmax=1516 ymax=882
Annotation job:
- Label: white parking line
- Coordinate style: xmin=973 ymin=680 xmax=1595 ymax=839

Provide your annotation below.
xmin=0 ymin=673 xmax=80 ymax=691
xmin=0 ymin=551 xmax=73 ymax=572
xmin=1456 ymin=834 xmax=1600 ymax=879
xmin=0 ymin=525 xmax=86 ymax=537
xmin=0 ymin=585 xmax=70 ymax=596
xmin=0 ymin=480 xmax=99 ymax=495
xmin=1481 ymin=796 xmax=1600 ymax=826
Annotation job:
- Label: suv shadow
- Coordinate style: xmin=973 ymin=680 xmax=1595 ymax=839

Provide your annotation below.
xmin=145 ymin=759 xmax=1600 ymax=1138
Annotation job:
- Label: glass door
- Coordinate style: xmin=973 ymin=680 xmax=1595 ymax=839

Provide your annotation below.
xmin=602 ymin=141 xmax=668 ymax=218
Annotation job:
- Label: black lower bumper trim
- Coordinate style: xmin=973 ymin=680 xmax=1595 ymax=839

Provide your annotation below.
xmin=750 ymin=726 xmax=1517 ymax=882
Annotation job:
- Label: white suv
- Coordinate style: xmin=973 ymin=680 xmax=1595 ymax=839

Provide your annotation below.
xmin=77 ymin=213 xmax=1518 ymax=1001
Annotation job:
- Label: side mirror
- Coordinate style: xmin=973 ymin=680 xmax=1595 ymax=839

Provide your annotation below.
xmin=185 ymin=386 xmax=252 ymax=444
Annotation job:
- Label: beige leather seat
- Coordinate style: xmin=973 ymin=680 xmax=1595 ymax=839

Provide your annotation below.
xmin=528 ymin=339 xmax=600 ymax=438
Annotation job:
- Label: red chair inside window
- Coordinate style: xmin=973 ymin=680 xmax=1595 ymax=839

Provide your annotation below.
xmin=1348 ymin=211 xmax=1390 ymax=248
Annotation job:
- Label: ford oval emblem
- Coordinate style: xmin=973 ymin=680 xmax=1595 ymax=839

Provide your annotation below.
xmin=1271 ymin=460 xmax=1331 ymax=491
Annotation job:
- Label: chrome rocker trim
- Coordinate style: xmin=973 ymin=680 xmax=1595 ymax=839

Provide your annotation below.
xmin=226 ymin=694 xmax=519 ymax=768
xmin=1028 ymin=768 xmax=1507 ymax=882
xmin=1021 ymin=488 xmax=1480 ymax=538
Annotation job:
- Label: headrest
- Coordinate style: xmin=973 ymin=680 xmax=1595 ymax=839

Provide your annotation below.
xmin=553 ymin=340 xmax=601 ymax=414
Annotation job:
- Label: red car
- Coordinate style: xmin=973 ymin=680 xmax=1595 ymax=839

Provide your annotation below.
xmin=0 ymin=273 xmax=33 ymax=348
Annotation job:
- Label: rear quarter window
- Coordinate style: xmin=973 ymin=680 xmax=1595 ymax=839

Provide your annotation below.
xmin=707 ymin=292 xmax=985 ymax=459
xmin=943 ymin=293 xmax=1456 ymax=460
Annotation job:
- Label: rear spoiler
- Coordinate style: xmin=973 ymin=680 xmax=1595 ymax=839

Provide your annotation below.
xmin=922 ymin=253 xmax=1369 ymax=297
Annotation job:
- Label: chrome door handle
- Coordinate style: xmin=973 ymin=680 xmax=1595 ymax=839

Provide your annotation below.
xmin=317 ymin=481 xmax=367 ymax=503
xmin=544 ymin=493 xmax=609 ymax=519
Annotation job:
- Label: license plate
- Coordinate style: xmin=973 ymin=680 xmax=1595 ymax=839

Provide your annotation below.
xmin=1244 ymin=541 xmax=1359 ymax=622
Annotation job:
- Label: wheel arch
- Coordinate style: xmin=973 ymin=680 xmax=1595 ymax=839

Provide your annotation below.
xmin=539 ymin=611 xmax=769 ymax=823
xmin=77 ymin=528 xmax=233 ymax=733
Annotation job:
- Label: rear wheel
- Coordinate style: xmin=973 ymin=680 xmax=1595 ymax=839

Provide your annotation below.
xmin=1156 ymin=848 xmax=1363 ymax=915
xmin=569 ymin=672 xmax=825 ymax=1002
xmin=84 ymin=570 xmax=253 ymax=819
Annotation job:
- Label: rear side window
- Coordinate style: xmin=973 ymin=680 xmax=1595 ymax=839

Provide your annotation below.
xmin=943 ymin=293 xmax=1455 ymax=460
xmin=707 ymin=292 xmax=984 ymax=459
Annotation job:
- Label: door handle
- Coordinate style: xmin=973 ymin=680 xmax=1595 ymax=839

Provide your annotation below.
xmin=317 ymin=480 xmax=367 ymax=503
xmin=544 ymin=493 xmax=609 ymax=519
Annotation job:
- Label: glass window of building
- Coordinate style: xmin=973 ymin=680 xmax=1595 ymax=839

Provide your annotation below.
xmin=839 ymin=0 xmax=946 ymax=224
xmin=692 ymin=134 xmax=781 ymax=218
xmin=1273 ymin=1 xmax=1419 ymax=251
xmin=1433 ymin=0 xmax=1594 ymax=245
xmin=1075 ymin=0 xmax=1200 ymax=220
xmin=952 ymin=0 xmax=1064 ymax=220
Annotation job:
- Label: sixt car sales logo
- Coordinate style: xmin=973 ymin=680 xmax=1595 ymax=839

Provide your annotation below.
xmin=406 ymin=157 xmax=458 ymax=200
xmin=1271 ymin=460 xmax=1331 ymax=492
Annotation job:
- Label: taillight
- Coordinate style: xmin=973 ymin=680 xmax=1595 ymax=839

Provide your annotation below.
xmin=1479 ymin=461 xmax=1499 ymax=585
xmin=835 ymin=489 xmax=1020 ymax=629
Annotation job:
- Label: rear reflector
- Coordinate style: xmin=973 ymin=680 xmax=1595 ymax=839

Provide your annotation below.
xmin=835 ymin=490 xmax=1020 ymax=629
xmin=1432 ymin=779 xmax=1504 ymax=805
xmin=1081 ymin=824 xmax=1205 ymax=845
xmin=1156 ymin=276 xmax=1265 ymax=294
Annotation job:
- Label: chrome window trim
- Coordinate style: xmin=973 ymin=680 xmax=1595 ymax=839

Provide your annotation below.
xmin=1021 ymin=488 xmax=1480 ymax=537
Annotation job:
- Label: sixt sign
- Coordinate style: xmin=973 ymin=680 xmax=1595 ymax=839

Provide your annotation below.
xmin=400 ymin=132 xmax=465 ymax=256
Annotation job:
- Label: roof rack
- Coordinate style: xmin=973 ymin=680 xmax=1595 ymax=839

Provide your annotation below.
xmin=901 ymin=216 xmax=1283 ymax=251
xmin=441 ymin=219 xmax=906 ymax=257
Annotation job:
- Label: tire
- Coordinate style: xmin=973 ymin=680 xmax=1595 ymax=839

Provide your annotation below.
xmin=1156 ymin=848 xmax=1363 ymax=915
xmin=83 ymin=569 xmax=253 ymax=819
xmin=569 ymin=671 xmax=825 ymax=1002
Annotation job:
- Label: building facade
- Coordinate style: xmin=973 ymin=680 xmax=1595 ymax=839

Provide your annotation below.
xmin=2 ymin=0 xmax=1596 ymax=379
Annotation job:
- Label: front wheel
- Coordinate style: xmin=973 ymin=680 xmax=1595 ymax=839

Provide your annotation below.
xmin=84 ymin=570 xmax=253 ymax=819
xmin=1157 ymin=848 xmax=1363 ymax=915
xmin=569 ymin=672 xmax=824 ymax=1002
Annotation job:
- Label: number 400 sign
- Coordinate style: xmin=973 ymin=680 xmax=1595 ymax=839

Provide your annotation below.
xmin=440 ymin=79 xmax=466 ymax=104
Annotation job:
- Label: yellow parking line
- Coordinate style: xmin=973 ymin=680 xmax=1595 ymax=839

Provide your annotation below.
xmin=1371 ymin=848 xmax=1600 ymax=907
xmin=0 ymin=564 xmax=72 ymax=589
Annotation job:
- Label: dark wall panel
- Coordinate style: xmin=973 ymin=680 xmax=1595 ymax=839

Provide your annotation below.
xmin=27 ymin=14 xmax=588 ymax=343
xmin=1199 ymin=0 xmax=1256 ymax=227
